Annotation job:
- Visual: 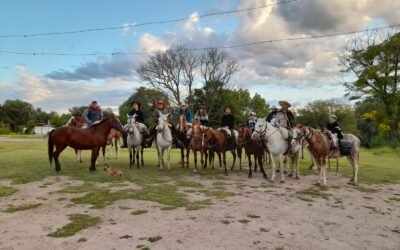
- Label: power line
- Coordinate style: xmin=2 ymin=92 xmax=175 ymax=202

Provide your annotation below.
xmin=0 ymin=24 xmax=398 ymax=56
xmin=0 ymin=0 xmax=297 ymax=38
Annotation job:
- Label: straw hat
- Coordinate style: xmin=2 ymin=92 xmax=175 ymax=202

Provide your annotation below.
xmin=278 ymin=100 xmax=291 ymax=108
xmin=328 ymin=114 xmax=337 ymax=120
xmin=157 ymin=100 xmax=165 ymax=105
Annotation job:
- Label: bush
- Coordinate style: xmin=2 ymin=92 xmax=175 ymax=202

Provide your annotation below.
xmin=0 ymin=127 xmax=13 ymax=135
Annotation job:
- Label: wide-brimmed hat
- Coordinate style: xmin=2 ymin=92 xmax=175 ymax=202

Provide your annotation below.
xmin=249 ymin=111 xmax=256 ymax=116
xmin=279 ymin=100 xmax=291 ymax=108
xmin=157 ymin=100 xmax=165 ymax=105
xmin=131 ymin=101 xmax=141 ymax=108
xmin=180 ymin=103 xmax=188 ymax=107
xmin=328 ymin=114 xmax=337 ymax=120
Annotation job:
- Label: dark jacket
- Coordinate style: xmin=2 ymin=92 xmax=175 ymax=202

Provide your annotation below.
xmin=266 ymin=111 xmax=277 ymax=122
xmin=221 ymin=114 xmax=235 ymax=129
xmin=327 ymin=121 xmax=344 ymax=140
xmin=179 ymin=109 xmax=193 ymax=123
xmin=83 ymin=107 xmax=103 ymax=123
xmin=128 ymin=110 xmax=145 ymax=123
xmin=194 ymin=114 xmax=209 ymax=126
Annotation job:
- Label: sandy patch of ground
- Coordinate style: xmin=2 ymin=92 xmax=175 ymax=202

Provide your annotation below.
xmin=0 ymin=173 xmax=399 ymax=250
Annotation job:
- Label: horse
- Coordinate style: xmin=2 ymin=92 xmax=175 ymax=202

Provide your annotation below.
xmin=190 ymin=119 xmax=207 ymax=173
xmin=66 ymin=114 xmax=87 ymax=163
xmin=292 ymin=125 xmax=334 ymax=186
xmin=48 ymin=116 xmax=124 ymax=172
xmin=203 ymin=127 xmax=237 ymax=175
xmin=237 ymin=126 xmax=267 ymax=178
xmin=155 ymin=112 xmax=173 ymax=171
xmin=252 ymin=119 xmax=288 ymax=183
xmin=106 ymin=128 xmax=122 ymax=159
xmin=124 ymin=114 xmax=143 ymax=168
xmin=173 ymin=114 xmax=191 ymax=168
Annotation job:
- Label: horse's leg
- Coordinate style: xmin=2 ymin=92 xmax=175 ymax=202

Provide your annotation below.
xmin=193 ymin=150 xmax=198 ymax=173
xmin=248 ymin=152 xmax=252 ymax=178
xmin=115 ymin=138 xmax=119 ymax=159
xmin=230 ymin=149 xmax=236 ymax=171
xmin=347 ymin=154 xmax=358 ymax=185
xmin=223 ymin=152 xmax=228 ymax=175
xmin=136 ymin=146 xmax=140 ymax=169
xmin=321 ymin=158 xmax=327 ymax=186
xmin=132 ymin=146 xmax=136 ymax=166
xmin=167 ymin=146 xmax=171 ymax=171
xmin=90 ymin=148 xmax=100 ymax=171
xmin=75 ymin=149 xmax=80 ymax=163
xmin=295 ymin=152 xmax=300 ymax=179
xmin=336 ymin=157 xmax=339 ymax=175
xmin=180 ymin=147 xmax=184 ymax=168
xmin=258 ymin=153 xmax=267 ymax=178
xmin=186 ymin=145 xmax=190 ymax=168
xmin=237 ymin=146 xmax=242 ymax=171
xmin=279 ymin=154 xmax=285 ymax=183
xmin=203 ymin=150 xmax=208 ymax=169
xmin=218 ymin=152 xmax=222 ymax=168
xmin=254 ymin=154 xmax=258 ymax=172
xmin=53 ymin=144 xmax=67 ymax=172
xmin=129 ymin=146 xmax=133 ymax=168
xmin=269 ymin=154 xmax=276 ymax=181
xmin=108 ymin=141 xmax=113 ymax=159
xmin=102 ymin=145 xmax=106 ymax=163
xmin=141 ymin=145 xmax=144 ymax=166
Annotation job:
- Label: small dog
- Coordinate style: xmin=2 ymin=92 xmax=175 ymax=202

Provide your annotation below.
xmin=103 ymin=164 xmax=123 ymax=176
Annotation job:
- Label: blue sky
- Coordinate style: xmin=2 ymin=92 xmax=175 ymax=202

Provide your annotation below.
xmin=0 ymin=0 xmax=398 ymax=113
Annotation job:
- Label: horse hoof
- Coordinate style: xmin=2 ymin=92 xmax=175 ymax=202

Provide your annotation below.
xmin=295 ymin=176 xmax=300 ymax=180
xmin=280 ymin=180 xmax=285 ymax=184
xmin=347 ymin=181 xmax=356 ymax=186
xmin=313 ymin=182 xmax=322 ymax=187
xmin=288 ymin=173 xmax=293 ymax=177
xmin=263 ymin=175 xmax=268 ymax=179
xmin=248 ymin=175 xmax=252 ymax=178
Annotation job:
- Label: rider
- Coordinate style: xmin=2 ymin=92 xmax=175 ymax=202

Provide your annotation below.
xmin=275 ymin=100 xmax=296 ymax=154
xmin=266 ymin=105 xmax=278 ymax=124
xmin=326 ymin=114 xmax=344 ymax=148
xmin=179 ymin=103 xmax=193 ymax=124
xmin=83 ymin=101 xmax=104 ymax=128
xmin=122 ymin=101 xmax=146 ymax=147
xmin=146 ymin=100 xmax=171 ymax=142
xmin=193 ymin=106 xmax=209 ymax=126
xmin=247 ymin=111 xmax=257 ymax=132
xmin=220 ymin=106 xmax=235 ymax=138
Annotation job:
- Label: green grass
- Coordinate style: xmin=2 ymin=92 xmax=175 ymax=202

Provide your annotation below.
xmin=388 ymin=197 xmax=400 ymax=202
xmin=0 ymin=186 xmax=18 ymax=198
xmin=200 ymin=190 xmax=235 ymax=199
xmin=71 ymin=188 xmax=136 ymax=209
xmin=356 ymin=186 xmax=378 ymax=193
xmin=131 ymin=209 xmax=148 ymax=215
xmin=57 ymin=183 xmax=95 ymax=194
xmin=175 ymin=180 xmax=204 ymax=188
xmin=238 ymin=219 xmax=250 ymax=224
xmin=48 ymin=214 xmax=101 ymax=237
xmin=247 ymin=214 xmax=261 ymax=219
xmin=3 ymin=203 xmax=42 ymax=213
xmin=296 ymin=188 xmax=332 ymax=200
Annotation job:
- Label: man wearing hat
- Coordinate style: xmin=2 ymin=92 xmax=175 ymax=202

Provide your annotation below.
xmin=83 ymin=101 xmax=104 ymax=128
xmin=145 ymin=100 xmax=171 ymax=144
xmin=326 ymin=114 xmax=343 ymax=140
xmin=122 ymin=101 xmax=147 ymax=148
xmin=220 ymin=106 xmax=235 ymax=138
xmin=179 ymin=103 xmax=193 ymax=124
xmin=275 ymin=100 xmax=296 ymax=129
xmin=247 ymin=111 xmax=257 ymax=132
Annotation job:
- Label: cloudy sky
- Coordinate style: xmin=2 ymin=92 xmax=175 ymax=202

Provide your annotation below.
xmin=0 ymin=0 xmax=399 ymax=113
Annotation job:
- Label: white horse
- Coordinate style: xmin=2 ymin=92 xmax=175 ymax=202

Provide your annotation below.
xmin=155 ymin=112 xmax=173 ymax=171
xmin=124 ymin=114 xmax=142 ymax=168
xmin=252 ymin=119 xmax=288 ymax=183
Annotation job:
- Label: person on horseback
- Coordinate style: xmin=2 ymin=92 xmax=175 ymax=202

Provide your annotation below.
xmin=179 ymin=103 xmax=193 ymax=124
xmin=146 ymin=100 xmax=171 ymax=143
xmin=325 ymin=114 xmax=344 ymax=150
xmin=275 ymin=101 xmax=296 ymax=129
xmin=247 ymin=111 xmax=257 ymax=132
xmin=122 ymin=101 xmax=148 ymax=148
xmin=220 ymin=107 xmax=235 ymax=138
xmin=193 ymin=106 xmax=209 ymax=126
xmin=83 ymin=101 xmax=104 ymax=128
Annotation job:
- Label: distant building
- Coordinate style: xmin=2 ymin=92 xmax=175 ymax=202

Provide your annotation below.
xmin=33 ymin=125 xmax=54 ymax=135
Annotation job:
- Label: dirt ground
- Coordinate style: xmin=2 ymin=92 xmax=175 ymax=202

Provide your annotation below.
xmin=0 ymin=172 xmax=399 ymax=250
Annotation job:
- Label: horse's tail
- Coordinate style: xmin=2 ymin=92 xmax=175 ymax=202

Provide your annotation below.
xmin=48 ymin=129 xmax=55 ymax=166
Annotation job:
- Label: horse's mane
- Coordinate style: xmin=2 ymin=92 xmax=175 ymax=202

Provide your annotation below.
xmin=91 ymin=117 xmax=112 ymax=127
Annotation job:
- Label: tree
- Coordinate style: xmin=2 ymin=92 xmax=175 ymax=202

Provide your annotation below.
xmin=32 ymin=108 xmax=50 ymax=124
xmin=297 ymin=100 xmax=357 ymax=134
xmin=249 ymin=93 xmax=268 ymax=118
xmin=119 ymin=87 xmax=168 ymax=125
xmin=137 ymin=45 xmax=198 ymax=106
xmin=200 ymin=47 xmax=241 ymax=86
xmin=68 ymin=106 xmax=87 ymax=115
xmin=1 ymin=99 xmax=34 ymax=131
xmin=340 ymin=31 xmax=400 ymax=141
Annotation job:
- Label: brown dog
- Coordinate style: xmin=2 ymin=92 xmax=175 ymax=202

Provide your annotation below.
xmin=103 ymin=164 xmax=123 ymax=176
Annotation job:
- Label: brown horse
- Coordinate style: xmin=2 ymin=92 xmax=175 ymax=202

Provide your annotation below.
xmin=106 ymin=128 xmax=122 ymax=159
xmin=48 ymin=116 xmax=123 ymax=172
xmin=175 ymin=114 xmax=191 ymax=168
xmin=203 ymin=128 xmax=237 ymax=175
xmin=292 ymin=125 xmax=331 ymax=186
xmin=190 ymin=120 xmax=207 ymax=173
xmin=66 ymin=114 xmax=87 ymax=163
xmin=237 ymin=126 xmax=267 ymax=178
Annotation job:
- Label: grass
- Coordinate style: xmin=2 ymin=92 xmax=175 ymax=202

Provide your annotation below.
xmin=3 ymin=203 xmax=42 ymax=213
xmin=48 ymin=213 xmax=101 ymax=238
xmin=247 ymin=214 xmax=261 ymax=219
xmin=356 ymin=186 xmax=378 ymax=193
xmin=388 ymin=197 xmax=400 ymax=202
xmin=0 ymin=186 xmax=18 ymax=198
xmin=0 ymin=139 xmax=399 ymax=185
xmin=200 ymin=190 xmax=235 ymax=199
xmin=238 ymin=219 xmax=250 ymax=224
xmin=57 ymin=183 xmax=95 ymax=194
xmin=71 ymin=188 xmax=136 ymax=209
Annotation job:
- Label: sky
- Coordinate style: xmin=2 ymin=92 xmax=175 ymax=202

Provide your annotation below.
xmin=0 ymin=0 xmax=399 ymax=113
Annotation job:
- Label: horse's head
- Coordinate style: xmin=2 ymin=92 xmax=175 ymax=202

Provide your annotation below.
xmin=178 ymin=114 xmax=187 ymax=133
xmin=252 ymin=119 xmax=266 ymax=139
xmin=110 ymin=116 xmax=124 ymax=133
xmin=238 ymin=126 xmax=252 ymax=145
xmin=157 ymin=113 xmax=170 ymax=132
xmin=192 ymin=120 xmax=202 ymax=136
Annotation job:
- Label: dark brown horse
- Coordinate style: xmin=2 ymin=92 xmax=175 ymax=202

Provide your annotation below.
xmin=48 ymin=116 xmax=123 ymax=172
xmin=66 ymin=114 xmax=87 ymax=163
xmin=237 ymin=126 xmax=267 ymax=178
xmin=203 ymin=128 xmax=237 ymax=175
xmin=175 ymin=114 xmax=191 ymax=168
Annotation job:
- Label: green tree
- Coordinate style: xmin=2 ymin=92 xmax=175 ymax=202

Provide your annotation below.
xmin=26 ymin=119 xmax=36 ymax=134
xmin=119 ymin=87 xmax=168 ymax=125
xmin=297 ymin=100 xmax=357 ymax=134
xmin=249 ymin=93 xmax=268 ymax=118
xmin=2 ymin=99 xmax=34 ymax=131
xmin=32 ymin=108 xmax=50 ymax=124
xmin=68 ymin=106 xmax=87 ymax=115
xmin=340 ymin=31 xmax=400 ymax=141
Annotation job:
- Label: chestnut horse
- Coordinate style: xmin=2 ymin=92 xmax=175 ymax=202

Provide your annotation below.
xmin=106 ymin=128 xmax=122 ymax=159
xmin=66 ymin=114 xmax=87 ymax=163
xmin=174 ymin=114 xmax=191 ymax=168
xmin=237 ymin=126 xmax=267 ymax=178
xmin=203 ymin=128 xmax=237 ymax=175
xmin=48 ymin=116 xmax=123 ymax=172
xmin=292 ymin=125 xmax=331 ymax=186
xmin=190 ymin=120 xmax=207 ymax=173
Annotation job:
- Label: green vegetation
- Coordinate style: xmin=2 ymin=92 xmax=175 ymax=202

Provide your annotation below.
xmin=297 ymin=188 xmax=331 ymax=200
xmin=0 ymin=186 xmax=18 ymax=198
xmin=3 ymin=203 xmax=42 ymax=213
xmin=48 ymin=214 xmax=101 ymax=238
xmin=131 ymin=209 xmax=148 ymax=215
xmin=238 ymin=219 xmax=250 ymax=224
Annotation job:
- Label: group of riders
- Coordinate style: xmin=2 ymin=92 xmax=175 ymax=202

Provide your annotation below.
xmin=81 ymin=99 xmax=344 ymax=149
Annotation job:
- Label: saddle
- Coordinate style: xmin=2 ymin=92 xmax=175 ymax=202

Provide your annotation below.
xmin=339 ymin=139 xmax=353 ymax=155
